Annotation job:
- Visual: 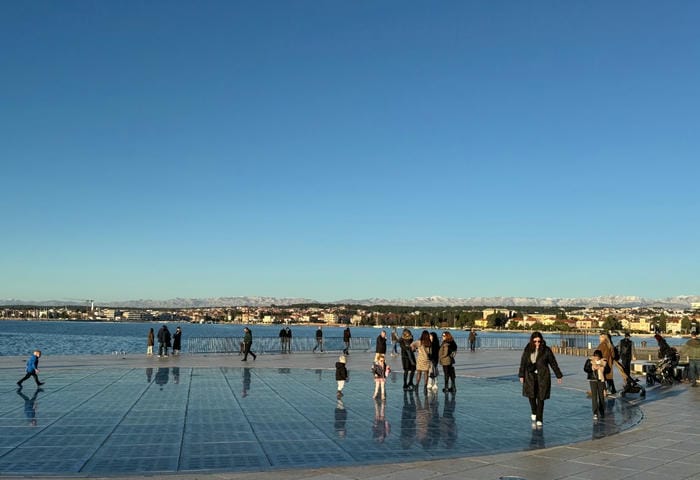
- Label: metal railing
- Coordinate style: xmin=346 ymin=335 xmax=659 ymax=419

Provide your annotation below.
xmin=186 ymin=336 xmax=372 ymax=354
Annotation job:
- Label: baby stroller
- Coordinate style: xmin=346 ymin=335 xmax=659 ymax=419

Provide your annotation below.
xmin=646 ymin=350 xmax=680 ymax=386
xmin=614 ymin=360 xmax=646 ymax=397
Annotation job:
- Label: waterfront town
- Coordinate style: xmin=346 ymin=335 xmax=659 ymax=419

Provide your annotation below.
xmin=2 ymin=303 xmax=699 ymax=335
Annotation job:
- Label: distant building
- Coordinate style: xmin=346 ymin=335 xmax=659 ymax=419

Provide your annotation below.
xmin=123 ymin=310 xmax=152 ymax=322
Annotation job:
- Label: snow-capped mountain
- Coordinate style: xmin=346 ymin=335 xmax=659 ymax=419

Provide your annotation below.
xmin=2 ymin=295 xmax=699 ymax=309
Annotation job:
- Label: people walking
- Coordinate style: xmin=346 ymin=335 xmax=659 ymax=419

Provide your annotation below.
xmin=17 ymin=350 xmax=44 ymax=388
xmin=157 ymin=325 xmax=171 ymax=357
xmin=412 ymin=330 xmax=432 ymax=393
xmin=617 ymin=332 xmax=635 ymax=377
xmin=518 ymin=331 xmax=563 ymax=427
xmin=584 ymin=349 xmax=607 ymax=420
xmin=681 ymin=331 xmax=700 ymax=387
xmin=400 ymin=329 xmax=416 ymax=391
xmin=172 ymin=327 xmax=182 ymax=355
xmin=343 ymin=327 xmax=351 ymax=355
xmin=596 ymin=333 xmax=616 ymax=395
xmin=468 ymin=328 xmax=477 ymax=352
xmin=242 ymin=327 xmax=257 ymax=361
xmin=391 ymin=328 xmax=399 ymax=356
xmin=147 ymin=328 xmax=154 ymax=356
xmin=439 ymin=331 xmax=457 ymax=392
xmin=336 ymin=355 xmax=348 ymax=398
xmin=313 ymin=326 xmax=324 ymax=353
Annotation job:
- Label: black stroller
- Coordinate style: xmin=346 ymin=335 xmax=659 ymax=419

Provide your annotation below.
xmin=614 ymin=360 xmax=646 ymax=397
xmin=645 ymin=349 xmax=680 ymax=386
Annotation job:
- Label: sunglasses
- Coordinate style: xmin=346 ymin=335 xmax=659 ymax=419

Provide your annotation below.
xmin=533 ymin=339 xmax=541 ymax=343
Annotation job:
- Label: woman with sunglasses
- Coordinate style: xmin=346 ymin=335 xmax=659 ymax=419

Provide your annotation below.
xmin=518 ymin=331 xmax=563 ymax=427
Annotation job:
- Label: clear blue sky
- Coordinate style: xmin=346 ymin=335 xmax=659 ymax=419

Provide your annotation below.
xmin=2 ymin=1 xmax=699 ymax=302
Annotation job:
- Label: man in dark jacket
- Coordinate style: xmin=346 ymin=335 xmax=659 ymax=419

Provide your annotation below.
xmin=343 ymin=327 xmax=351 ymax=355
xmin=376 ymin=330 xmax=387 ymax=355
xmin=617 ymin=332 xmax=635 ymax=377
xmin=313 ymin=326 xmax=323 ymax=352
xmin=157 ymin=325 xmax=171 ymax=357
xmin=242 ymin=327 xmax=256 ymax=361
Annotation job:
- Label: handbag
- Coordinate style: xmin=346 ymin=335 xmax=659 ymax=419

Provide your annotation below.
xmin=429 ymin=362 xmax=439 ymax=378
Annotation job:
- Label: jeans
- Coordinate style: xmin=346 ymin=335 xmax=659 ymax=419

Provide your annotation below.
xmin=589 ymin=380 xmax=606 ymax=416
xmin=688 ymin=359 xmax=699 ymax=385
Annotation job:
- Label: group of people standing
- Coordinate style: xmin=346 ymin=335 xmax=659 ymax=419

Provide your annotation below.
xmin=147 ymin=325 xmax=182 ymax=357
xmin=397 ymin=329 xmax=458 ymax=394
xmin=278 ymin=326 xmax=292 ymax=353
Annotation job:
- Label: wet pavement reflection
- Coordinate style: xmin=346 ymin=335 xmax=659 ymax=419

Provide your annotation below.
xmin=0 ymin=367 xmax=643 ymax=476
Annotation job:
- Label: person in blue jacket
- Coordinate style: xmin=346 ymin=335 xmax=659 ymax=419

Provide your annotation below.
xmin=17 ymin=350 xmax=44 ymax=388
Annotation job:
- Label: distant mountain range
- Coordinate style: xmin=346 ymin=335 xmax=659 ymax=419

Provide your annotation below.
xmin=2 ymin=295 xmax=699 ymax=309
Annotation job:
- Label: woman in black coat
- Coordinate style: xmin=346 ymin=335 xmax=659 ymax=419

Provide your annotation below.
xmin=518 ymin=331 xmax=563 ymax=427
xmin=399 ymin=329 xmax=416 ymax=391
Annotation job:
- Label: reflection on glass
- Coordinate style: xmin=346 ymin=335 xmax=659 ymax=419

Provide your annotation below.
xmin=155 ymin=367 xmax=169 ymax=389
xmin=242 ymin=368 xmax=251 ymax=397
xmin=440 ymin=391 xmax=457 ymax=448
xmin=400 ymin=390 xmax=417 ymax=449
xmin=172 ymin=367 xmax=180 ymax=384
xmin=372 ymin=398 xmax=390 ymax=443
xmin=529 ymin=426 xmax=545 ymax=449
xmin=334 ymin=399 xmax=347 ymax=438
xmin=16 ymin=387 xmax=41 ymax=427
xmin=146 ymin=367 xmax=153 ymax=383
xmin=415 ymin=391 xmax=438 ymax=449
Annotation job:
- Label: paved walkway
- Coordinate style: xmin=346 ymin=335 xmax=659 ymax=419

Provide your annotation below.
xmin=0 ymin=349 xmax=698 ymax=479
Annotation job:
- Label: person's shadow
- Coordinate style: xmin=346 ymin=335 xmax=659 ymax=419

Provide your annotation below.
xmin=17 ymin=387 xmax=42 ymax=426
xmin=146 ymin=368 xmax=153 ymax=383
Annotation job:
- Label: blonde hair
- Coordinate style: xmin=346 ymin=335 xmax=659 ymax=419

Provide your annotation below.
xmin=374 ymin=353 xmax=385 ymax=362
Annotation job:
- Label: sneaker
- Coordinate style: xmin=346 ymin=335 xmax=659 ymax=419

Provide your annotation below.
xmin=536 ymin=421 xmax=543 ymax=427
xmin=593 ymin=414 xmax=598 ymax=420
xmin=37 ymin=382 xmax=44 ymax=386
xmin=531 ymin=414 xmax=536 ymax=422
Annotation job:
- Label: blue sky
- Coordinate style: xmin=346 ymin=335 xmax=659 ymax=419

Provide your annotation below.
xmin=2 ymin=1 xmax=699 ymax=302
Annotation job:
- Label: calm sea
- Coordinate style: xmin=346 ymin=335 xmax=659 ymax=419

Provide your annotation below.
xmin=0 ymin=321 xmax=685 ymax=356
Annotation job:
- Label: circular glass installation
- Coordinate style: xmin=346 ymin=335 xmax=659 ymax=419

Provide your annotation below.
xmin=0 ymin=367 xmax=642 ymax=475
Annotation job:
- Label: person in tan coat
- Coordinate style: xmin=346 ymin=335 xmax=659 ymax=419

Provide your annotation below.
xmin=596 ymin=333 xmax=616 ymax=395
